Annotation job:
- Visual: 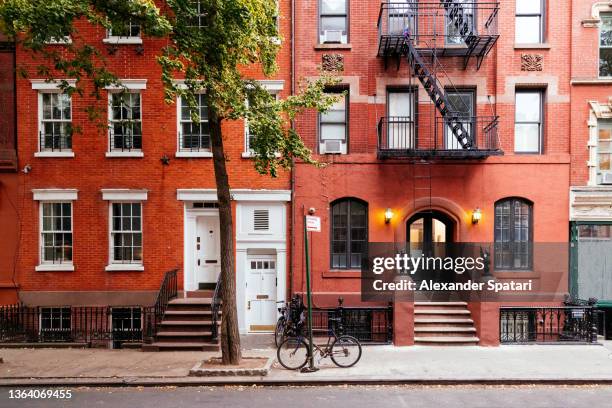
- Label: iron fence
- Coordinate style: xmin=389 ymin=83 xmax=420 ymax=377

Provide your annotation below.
xmin=500 ymin=306 xmax=598 ymax=344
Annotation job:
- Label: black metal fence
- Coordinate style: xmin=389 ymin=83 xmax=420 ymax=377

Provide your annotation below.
xmin=500 ymin=306 xmax=598 ymax=344
xmin=310 ymin=302 xmax=393 ymax=344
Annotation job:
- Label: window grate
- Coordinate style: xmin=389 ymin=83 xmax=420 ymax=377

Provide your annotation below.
xmin=253 ymin=209 xmax=270 ymax=231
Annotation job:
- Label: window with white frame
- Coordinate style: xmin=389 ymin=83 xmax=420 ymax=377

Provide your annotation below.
xmin=319 ymin=0 xmax=348 ymax=44
xmin=187 ymin=0 xmax=207 ymax=28
xmin=110 ymin=202 xmax=142 ymax=264
xmin=597 ymin=121 xmax=612 ymax=182
xmin=40 ymin=202 xmax=73 ymax=265
xmin=515 ymin=0 xmax=544 ymax=44
xmin=600 ymin=14 xmax=612 ymax=77
xmin=105 ymin=21 xmax=141 ymax=42
xmin=40 ymin=307 xmax=72 ymax=342
xmin=514 ymin=90 xmax=543 ymax=153
xmin=178 ymin=94 xmax=210 ymax=152
xmin=39 ymin=92 xmax=72 ymax=152
xmin=244 ymin=92 xmax=279 ymax=154
xmin=319 ymin=90 xmax=348 ymax=154
xmin=109 ymin=92 xmax=142 ymax=152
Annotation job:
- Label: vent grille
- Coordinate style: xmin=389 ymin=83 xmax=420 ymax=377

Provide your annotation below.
xmin=253 ymin=209 xmax=270 ymax=231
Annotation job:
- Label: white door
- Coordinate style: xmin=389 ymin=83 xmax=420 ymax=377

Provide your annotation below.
xmin=246 ymin=256 xmax=277 ymax=332
xmin=195 ymin=216 xmax=220 ymax=287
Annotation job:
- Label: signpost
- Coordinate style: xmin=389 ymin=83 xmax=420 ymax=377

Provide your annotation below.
xmin=302 ymin=214 xmax=320 ymax=373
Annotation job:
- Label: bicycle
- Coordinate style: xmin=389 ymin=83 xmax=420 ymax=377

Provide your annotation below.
xmin=274 ymin=301 xmax=288 ymax=347
xmin=275 ymin=295 xmax=306 ymax=347
xmin=277 ymin=316 xmax=362 ymax=370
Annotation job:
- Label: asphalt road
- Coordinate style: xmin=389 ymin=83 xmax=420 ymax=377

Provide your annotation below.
xmin=1 ymin=385 xmax=612 ymax=408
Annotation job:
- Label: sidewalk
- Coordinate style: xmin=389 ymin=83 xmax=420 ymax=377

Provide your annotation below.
xmin=1 ymin=338 xmax=612 ymax=386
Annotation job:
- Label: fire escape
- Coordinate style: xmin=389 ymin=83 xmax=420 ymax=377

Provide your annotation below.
xmin=377 ymin=1 xmax=501 ymax=159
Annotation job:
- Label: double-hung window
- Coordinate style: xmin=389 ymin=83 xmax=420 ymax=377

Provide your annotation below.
xmin=319 ymin=90 xmax=348 ymax=154
xmin=39 ymin=93 xmax=72 ymax=153
xmin=515 ymin=0 xmax=544 ymax=44
xmin=514 ymin=90 xmax=543 ymax=153
xmin=600 ymin=14 xmax=612 ymax=77
xmin=104 ymin=21 xmax=142 ymax=44
xmin=110 ymin=202 xmax=143 ymax=265
xmin=187 ymin=1 xmax=207 ymax=28
xmin=598 ymin=121 xmax=612 ymax=183
xmin=40 ymin=202 xmax=73 ymax=266
xmin=319 ymin=0 xmax=348 ymax=44
xmin=386 ymin=88 xmax=416 ymax=149
xmin=109 ymin=92 xmax=142 ymax=153
xmin=244 ymin=91 xmax=280 ymax=156
xmin=178 ymin=94 xmax=210 ymax=156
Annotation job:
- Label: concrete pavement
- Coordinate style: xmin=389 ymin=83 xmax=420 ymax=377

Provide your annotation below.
xmin=1 ymin=339 xmax=612 ymax=385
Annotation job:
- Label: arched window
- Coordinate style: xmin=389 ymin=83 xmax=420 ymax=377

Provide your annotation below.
xmin=494 ymin=198 xmax=533 ymax=270
xmin=330 ymin=198 xmax=368 ymax=269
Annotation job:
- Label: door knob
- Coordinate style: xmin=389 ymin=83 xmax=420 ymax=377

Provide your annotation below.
xmin=247 ymin=301 xmax=251 ymax=310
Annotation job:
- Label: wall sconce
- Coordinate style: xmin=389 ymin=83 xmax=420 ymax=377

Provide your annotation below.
xmin=472 ymin=208 xmax=482 ymax=224
xmin=384 ymin=208 xmax=394 ymax=224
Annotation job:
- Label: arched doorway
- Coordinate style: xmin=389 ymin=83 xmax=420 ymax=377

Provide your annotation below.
xmin=407 ymin=210 xmax=455 ymax=245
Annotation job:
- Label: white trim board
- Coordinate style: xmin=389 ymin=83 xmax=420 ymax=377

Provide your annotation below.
xmin=176 ymin=189 xmax=291 ymax=202
xmin=101 ymin=189 xmax=148 ymax=201
xmin=31 ymin=79 xmax=77 ymax=90
xmin=32 ymin=189 xmax=78 ymax=201
xmin=105 ymin=79 xmax=147 ymax=91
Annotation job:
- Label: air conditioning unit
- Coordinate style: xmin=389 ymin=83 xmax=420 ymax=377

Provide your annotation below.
xmin=321 ymin=140 xmax=343 ymax=154
xmin=602 ymin=172 xmax=612 ymax=185
xmin=323 ymin=30 xmax=343 ymax=44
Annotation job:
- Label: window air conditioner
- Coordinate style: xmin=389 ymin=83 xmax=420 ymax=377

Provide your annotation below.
xmin=602 ymin=172 xmax=612 ymax=185
xmin=321 ymin=140 xmax=343 ymax=154
xmin=323 ymin=30 xmax=343 ymax=44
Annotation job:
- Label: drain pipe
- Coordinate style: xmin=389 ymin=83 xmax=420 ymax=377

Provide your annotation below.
xmin=288 ymin=0 xmax=296 ymax=299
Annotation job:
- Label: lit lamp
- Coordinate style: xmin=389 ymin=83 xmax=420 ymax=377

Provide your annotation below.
xmin=384 ymin=208 xmax=394 ymax=224
xmin=472 ymin=208 xmax=482 ymax=224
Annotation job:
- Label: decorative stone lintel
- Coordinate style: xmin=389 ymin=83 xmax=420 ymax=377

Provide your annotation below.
xmin=322 ymin=53 xmax=344 ymax=72
xmin=521 ymin=54 xmax=543 ymax=71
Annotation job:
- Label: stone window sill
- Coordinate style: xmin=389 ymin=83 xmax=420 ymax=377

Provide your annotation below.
xmin=103 ymin=37 xmax=143 ymax=45
xmin=514 ymin=43 xmax=551 ymax=50
xmin=105 ymin=264 xmax=144 ymax=272
xmin=35 ymin=151 xmax=75 ymax=158
xmin=176 ymin=151 xmax=213 ymax=158
xmin=36 ymin=264 xmax=74 ymax=272
xmin=106 ymin=151 xmax=144 ymax=158
xmin=315 ymin=43 xmax=351 ymax=50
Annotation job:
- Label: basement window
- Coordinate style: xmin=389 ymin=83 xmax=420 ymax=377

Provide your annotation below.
xmin=40 ymin=307 xmax=72 ymax=342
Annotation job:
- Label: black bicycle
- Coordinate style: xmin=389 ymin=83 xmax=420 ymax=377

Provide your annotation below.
xmin=277 ymin=317 xmax=362 ymax=370
xmin=274 ymin=301 xmax=288 ymax=347
xmin=275 ymin=295 xmax=306 ymax=347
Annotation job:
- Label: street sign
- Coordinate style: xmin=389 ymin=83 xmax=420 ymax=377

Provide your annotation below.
xmin=305 ymin=215 xmax=321 ymax=232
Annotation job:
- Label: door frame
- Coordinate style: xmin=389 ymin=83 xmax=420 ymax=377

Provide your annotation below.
xmin=183 ymin=206 xmax=220 ymax=292
xmin=406 ymin=210 xmax=455 ymax=244
xmin=245 ymin=253 xmax=278 ymax=332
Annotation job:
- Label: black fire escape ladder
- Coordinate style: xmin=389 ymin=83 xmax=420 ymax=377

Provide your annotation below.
xmin=405 ymin=40 xmax=473 ymax=149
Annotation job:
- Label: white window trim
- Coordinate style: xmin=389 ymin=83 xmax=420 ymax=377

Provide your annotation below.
xmin=35 ymin=91 xmax=74 ymax=157
xmin=243 ymin=81 xmax=284 ymax=156
xmin=176 ymin=188 xmax=291 ymax=202
xmin=31 ymin=79 xmax=77 ymax=91
xmin=176 ymin=151 xmax=213 ymax=158
xmin=32 ymin=189 xmax=78 ymax=201
xmin=175 ymin=94 xmax=212 ymax=158
xmin=103 ymin=23 xmax=143 ymax=45
xmin=107 ymin=88 xmax=144 ymax=156
xmin=36 ymin=200 xmax=75 ymax=271
xmin=106 ymin=201 xmax=144 ymax=270
xmin=101 ymin=189 xmax=148 ymax=201
xmin=105 ymin=80 xmax=147 ymax=91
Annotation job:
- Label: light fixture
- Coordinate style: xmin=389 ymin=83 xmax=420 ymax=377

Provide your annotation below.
xmin=472 ymin=208 xmax=482 ymax=224
xmin=384 ymin=208 xmax=394 ymax=224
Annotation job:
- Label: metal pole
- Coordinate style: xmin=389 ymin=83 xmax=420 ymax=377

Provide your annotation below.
xmin=301 ymin=215 xmax=318 ymax=372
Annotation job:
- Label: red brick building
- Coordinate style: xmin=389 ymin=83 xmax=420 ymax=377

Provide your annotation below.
xmin=291 ymin=0 xmax=577 ymax=346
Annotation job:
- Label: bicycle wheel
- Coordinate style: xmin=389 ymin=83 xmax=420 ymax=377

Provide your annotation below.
xmin=330 ymin=335 xmax=362 ymax=368
xmin=277 ymin=337 xmax=309 ymax=370
xmin=274 ymin=318 xmax=286 ymax=347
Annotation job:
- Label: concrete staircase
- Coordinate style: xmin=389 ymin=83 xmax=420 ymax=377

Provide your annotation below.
xmin=414 ymin=301 xmax=479 ymax=346
xmin=142 ymin=297 xmax=221 ymax=352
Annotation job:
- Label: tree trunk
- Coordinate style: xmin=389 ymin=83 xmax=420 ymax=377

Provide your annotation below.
xmin=209 ymin=111 xmax=242 ymax=365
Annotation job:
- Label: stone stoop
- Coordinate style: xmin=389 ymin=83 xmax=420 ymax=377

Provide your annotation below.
xmin=142 ymin=297 xmax=221 ymax=352
xmin=414 ymin=301 xmax=479 ymax=346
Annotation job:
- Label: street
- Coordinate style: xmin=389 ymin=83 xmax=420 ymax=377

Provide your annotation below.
xmin=1 ymin=385 xmax=612 ymax=408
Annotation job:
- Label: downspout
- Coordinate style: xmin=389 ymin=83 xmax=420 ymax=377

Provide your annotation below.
xmin=289 ymin=0 xmax=296 ymax=298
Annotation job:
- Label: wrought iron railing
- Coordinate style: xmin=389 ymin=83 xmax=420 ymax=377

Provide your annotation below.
xmin=211 ymin=272 xmax=222 ymax=341
xmin=378 ymin=115 xmax=500 ymax=158
xmin=39 ymin=131 xmax=72 ymax=152
xmin=500 ymin=306 xmax=598 ymax=344
xmin=0 ymin=304 xmax=148 ymax=347
xmin=178 ymin=131 xmax=211 ymax=152
xmin=144 ymin=269 xmax=178 ymax=342
xmin=109 ymin=127 xmax=142 ymax=152
xmin=310 ymin=298 xmax=393 ymax=344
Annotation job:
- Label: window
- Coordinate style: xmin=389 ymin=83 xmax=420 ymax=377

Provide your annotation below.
xmin=106 ymin=21 xmax=141 ymax=39
xmin=111 ymin=307 xmax=142 ymax=347
xmin=109 ymin=92 xmax=142 ymax=152
xmin=386 ymin=88 xmax=416 ymax=149
xmin=515 ymin=0 xmax=544 ymax=44
xmin=40 ymin=202 xmax=72 ymax=265
xmin=110 ymin=202 xmax=142 ymax=264
xmin=600 ymin=14 xmax=612 ymax=77
xmin=178 ymin=94 xmax=210 ymax=153
xmin=244 ymin=92 xmax=280 ymax=155
xmin=40 ymin=307 xmax=71 ymax=342
xmin=446 ymin=0 xmax=475 ymax=45
xmin=39 ymin=93 xmax=72 ymax=152
xmin=494 ymin=198 xmax=533 ymax=270
xmin=187 ymin=1 xmax=207 ymax=28
xmin=514 ymin=90 xmax=543 ymax=153
xmin=598 ymin=121 xmax=612 ymax=180
xmin=330 ymin=198 xmax=368 ymax=269
xmin=445 ymin=90 xmax=475 ymax=150
xmin=319 ymin=90 xmax=348 ymax=154
xmin=319 ymin=0 xmax=348 ymax=44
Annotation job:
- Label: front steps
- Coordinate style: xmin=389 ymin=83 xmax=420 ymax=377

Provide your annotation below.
xmin=142 ymin=297 xmax=221 ymax=352
xmin=414 ymin=301 xmax=479 ymax=346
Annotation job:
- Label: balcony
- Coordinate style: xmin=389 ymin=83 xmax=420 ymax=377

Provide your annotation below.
xmin=377 ymin=1 xmax=500 ymax=69
xmin=377 ymin=114 xmax=502 ymax=159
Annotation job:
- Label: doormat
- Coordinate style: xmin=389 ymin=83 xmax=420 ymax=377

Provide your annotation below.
xmin=189 ymin=356 xmax=273 ymax=377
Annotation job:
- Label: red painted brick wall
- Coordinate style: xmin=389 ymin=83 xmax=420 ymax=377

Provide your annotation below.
xmin=9 ymin=1 xmax=292 ymax=295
